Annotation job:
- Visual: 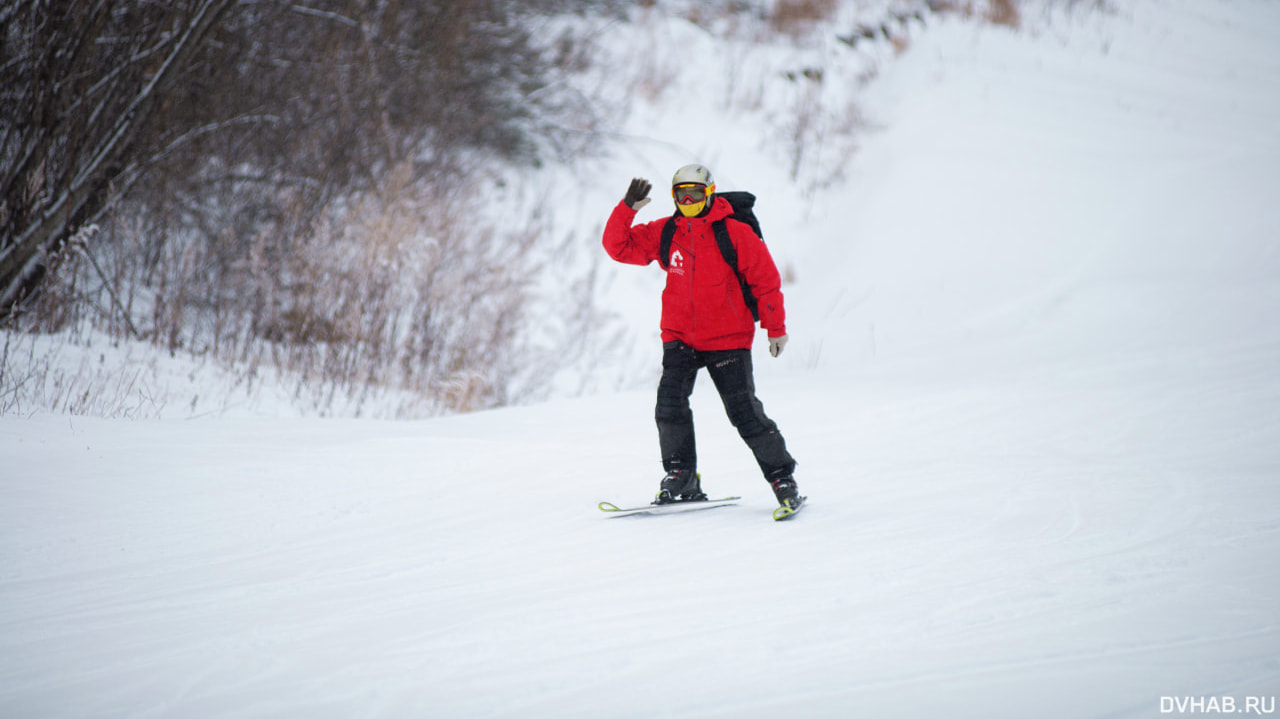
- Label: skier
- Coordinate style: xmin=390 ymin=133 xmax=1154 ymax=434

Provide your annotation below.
xmin=602 ymin=164 xmax=802 ymax=514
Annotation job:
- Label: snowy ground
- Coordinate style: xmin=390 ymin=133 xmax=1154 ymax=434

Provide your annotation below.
xmin=3 ymin=0 xmax=1280 ymax=717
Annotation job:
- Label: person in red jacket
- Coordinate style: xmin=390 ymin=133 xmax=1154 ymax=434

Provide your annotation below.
xmin=603 ymin=163 xmax=801 ymax=512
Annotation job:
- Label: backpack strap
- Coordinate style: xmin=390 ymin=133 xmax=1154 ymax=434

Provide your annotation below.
xmin=712 ymin=219 xmax=760 ymax=322
xmin=659 ymin=217 xmax=676 ymax=269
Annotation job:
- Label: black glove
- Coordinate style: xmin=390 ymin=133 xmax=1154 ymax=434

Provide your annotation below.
xmin=624 ymin=178 xmax=652 ymax=210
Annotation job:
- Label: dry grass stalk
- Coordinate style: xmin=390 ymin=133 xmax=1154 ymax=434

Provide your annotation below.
xmin=985 ymin=0 xmax=1021 ymax=28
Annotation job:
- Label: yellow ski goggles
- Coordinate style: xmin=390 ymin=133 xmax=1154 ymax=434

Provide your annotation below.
xmin=672 ymin=183 xmax=708 ymax=205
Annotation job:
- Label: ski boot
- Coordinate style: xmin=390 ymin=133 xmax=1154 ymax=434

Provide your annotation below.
xmin=654 ymin=469 xmax=707 ymax=505
xmin=770 ymin=476 xmax=804 ymax=515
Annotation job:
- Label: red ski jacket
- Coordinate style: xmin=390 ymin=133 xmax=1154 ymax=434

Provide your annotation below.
xmin=603 ymin=195 xmax=786 ymax=351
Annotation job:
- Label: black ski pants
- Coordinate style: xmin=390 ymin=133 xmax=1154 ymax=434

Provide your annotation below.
xmin=655 ymin=341 xmax=796 ymax=481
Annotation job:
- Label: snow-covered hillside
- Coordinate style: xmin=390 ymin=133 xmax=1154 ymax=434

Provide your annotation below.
xmin=3 ymin=0 xmax=1279 ymax=717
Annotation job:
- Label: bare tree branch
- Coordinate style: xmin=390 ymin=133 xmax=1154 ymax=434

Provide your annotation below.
xmin=2 ymin=0 xmax=237 ymax=310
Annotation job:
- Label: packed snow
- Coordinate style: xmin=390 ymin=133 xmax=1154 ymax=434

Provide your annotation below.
xmin=3 ymin=0 xmax=1279 ymax=717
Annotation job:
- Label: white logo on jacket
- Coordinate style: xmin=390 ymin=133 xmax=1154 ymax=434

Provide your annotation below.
xmin=668 ymin=249 xmax=686 ymax=276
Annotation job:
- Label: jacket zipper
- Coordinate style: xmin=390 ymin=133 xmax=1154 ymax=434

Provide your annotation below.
xmin=685 ymin=218 xmax=697 ymax=335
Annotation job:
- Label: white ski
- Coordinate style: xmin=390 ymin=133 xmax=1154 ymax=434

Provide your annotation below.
xmin=598 ymin=496 xmax=741 ymax=517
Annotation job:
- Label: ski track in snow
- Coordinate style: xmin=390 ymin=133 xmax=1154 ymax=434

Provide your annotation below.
xmin=4 ymin=0 xmax=1280 ymax=716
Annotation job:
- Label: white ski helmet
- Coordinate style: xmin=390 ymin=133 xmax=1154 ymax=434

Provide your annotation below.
xmin=671 ymin=163 xmax=716 ymax=217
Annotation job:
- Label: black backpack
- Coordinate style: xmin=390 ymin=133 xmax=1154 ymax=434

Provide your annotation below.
xmin=658 ymin=191 xmax=763 ymax=321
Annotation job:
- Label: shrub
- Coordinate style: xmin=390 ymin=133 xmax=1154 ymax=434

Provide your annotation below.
xmin=769 ymin=0 xmax=837 ymax=36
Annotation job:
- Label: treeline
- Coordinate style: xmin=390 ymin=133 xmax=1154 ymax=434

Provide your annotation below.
xmin=1 ymin=0 xmax=618 ymax=414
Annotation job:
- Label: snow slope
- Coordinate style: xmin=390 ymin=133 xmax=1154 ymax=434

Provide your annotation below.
xmin=3 ymin=0 xmax=1280 ymax=717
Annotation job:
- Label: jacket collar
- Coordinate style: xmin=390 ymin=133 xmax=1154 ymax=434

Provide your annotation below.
xmin=676 ymin=195 xmax=732 ymax=224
